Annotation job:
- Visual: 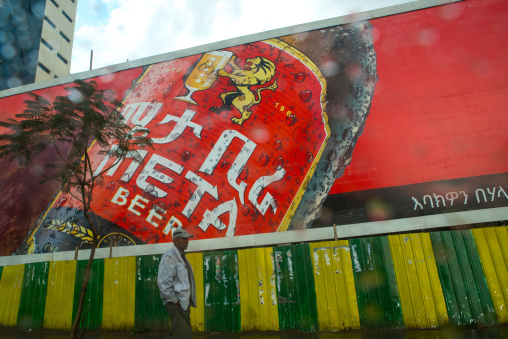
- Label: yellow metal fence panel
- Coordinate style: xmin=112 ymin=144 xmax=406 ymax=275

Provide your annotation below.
xmin=43 ymin=260 xmax=77 ymax=330
xmin=472 ymin=225 xmax=508 ymax=324
xmin=188 ymin=252 xmax=205 ymax=332
xmin=388 ymin=233 xmax=448 ymax=328
xmin=0 ymin=264 xmax=25 ymax=326
xmin=238 ymin=247 xmax=279 ymax=331
xmin=310 ymin=241 xmax=360 ymax=331
xmin=102 ymin=257 xmax=136 ymax=330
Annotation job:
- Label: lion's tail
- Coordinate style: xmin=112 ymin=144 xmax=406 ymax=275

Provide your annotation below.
xmin=254 ymin=79 xmax=278 ymax=105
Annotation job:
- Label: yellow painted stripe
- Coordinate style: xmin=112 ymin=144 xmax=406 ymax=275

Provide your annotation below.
xmin=472 ymin=226 xmax=508 ymax=323
xmin=43 ymin=261 xmax=77 ymax=330
xmin=188 ymin=252 xmax=205 ymax=332
xmin=102 ymin=257 xmax=136 ymax=330
xmin=310 ymin=241 xmax=360 ymax=331
xmin=388 ymin=233 xmax=448 ymax=328
xmin=238 ymin=247 xmax=279 ymax=331
xmin=0 ymin=264 xmax=25 ymax=326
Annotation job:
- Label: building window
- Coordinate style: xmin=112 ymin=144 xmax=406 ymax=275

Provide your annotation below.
xmin=41 ymin=38 xmax=54 ymax=51
xmin=50 ymin=0 xmax=59 ymax=8
xmin=57 ymin=53 xmax=68 ymax=65
xmin=38 ymin=62 xmax=51 ymax=74
xmin=44 ymin=16 xmax=56 ymax=29
xmin=60 ymin=31 xmax=71 ymax=43
xmin=62 ymin=10 xmax=73 ymax=23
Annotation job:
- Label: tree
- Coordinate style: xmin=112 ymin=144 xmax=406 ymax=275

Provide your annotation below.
xmin=0 ymin=80 xmax=152 ymax=338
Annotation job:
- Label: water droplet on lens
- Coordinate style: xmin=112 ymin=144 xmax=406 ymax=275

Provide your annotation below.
xmin=220 ymin=160 xmax=228 ymax=169
xmin=306 ymin=152 xmax=314 ymax=163
xmin=295 ymin=73 xmax=305 ymax=83
xmin=107 ymin=181 xmax=115 ymax=190
xmin=181 ymin=151 xmax=191 ymax=161
xmin=250 ymin=209 xmax=258 ymax=221
xmin=285 ymin=115 xmax=296 ymax=126
xmin=238 ymin=165 xmax=249 ymax=180
xmin=242 ymin=205 xmax=250 ymax=216
xmin=44 ymin=217 xmax=53 ymax=228
xmin=259 ymin=153 xmax=269 ymax=166
xmin=273 ymin=140 xmax=282 ymax=150
xmin=299 ymin=90 xmax=312 ymax=103
xmin=273 ymin=157 xmax=284 ymax=170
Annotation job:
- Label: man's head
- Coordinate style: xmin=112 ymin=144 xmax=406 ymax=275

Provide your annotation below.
xmin=172 ymin=229 xmax=194 ymax=251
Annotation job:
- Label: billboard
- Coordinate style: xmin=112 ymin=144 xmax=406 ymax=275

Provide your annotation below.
xmin=1 ymin=0 xmax=507 ymax=256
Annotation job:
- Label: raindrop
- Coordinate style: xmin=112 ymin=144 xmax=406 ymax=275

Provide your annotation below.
xmin=181 ymin=151 xmax=191 ymax=161
xmin=242 ymin=205 xmax=250 ymax=216
xmin=299 ymin=90 xmax=312 ymax=103
xmin=334 ymin=167 xmax=345 ymax=179
xmin=318 ymin=30 xmax=328 ymax=39
xmin=285 ymin=115 xmax=297 ymax=126
xmin=295 ymin=73 xmax=305 ymax=83
xmin=56 ymin=197 xmax=67 ymax=210
xmin=43 ymin=217 xmax=53 ymax=228
xmin=255 ymin=185 xmax=265 ymax=197
xmin=327 ymin=149 xmax=337 ymax=161
xmin=75 ymin=207 xmax=83 ymax=215
xmin=43 ymin=242 xmax=52 ymax=253
xmin=259 ymin=153 xmax=269 ymax=166
xmin=250 ymin=209 xmax=259 ymax=221
xmin=107 ymin=181 xmax=116 ymax=190
xmin=306 ymin=152 xmax=314 ymax=163
xmin=66 ymin=204 xmax=74 ymax=213
xmin=273 ymin=140 xmax=282 ymax=150
xmin=129 ymin=225 xmax=136 ymax=232
xmin=220 ymin=160 xmax=228 ymax=169
xmin=324 ymin=161 xmax=332 ymax=173
xmin=272 ymin=157 xmax=284 ymax=170
xmin=342 ymin=128 xmax=353 ymax=141
xmin=238 ymin=165 xmax=249 ymax=180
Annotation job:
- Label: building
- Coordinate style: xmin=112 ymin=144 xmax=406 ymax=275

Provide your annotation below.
xmin=0 ymin=0 xmax=77 ymax=91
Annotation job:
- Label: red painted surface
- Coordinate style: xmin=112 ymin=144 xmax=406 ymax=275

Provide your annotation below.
xmin=331 ymin=0 xmax=508 ymax=194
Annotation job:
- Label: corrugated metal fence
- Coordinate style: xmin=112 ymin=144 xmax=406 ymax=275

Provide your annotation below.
xmin=0 ymin=224 xmax=506 ymax=333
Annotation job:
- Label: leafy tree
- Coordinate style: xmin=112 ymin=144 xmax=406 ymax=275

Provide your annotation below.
xmin=0 ymin=80 xmax=152 ymax=338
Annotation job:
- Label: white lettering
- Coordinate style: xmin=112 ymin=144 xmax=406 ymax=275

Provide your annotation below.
xmin=136 ymin=154 xmax=184 ymax=197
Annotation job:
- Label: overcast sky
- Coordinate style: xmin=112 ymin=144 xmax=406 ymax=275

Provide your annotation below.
xmin=70 ymin=0 xmax=414 ymax=74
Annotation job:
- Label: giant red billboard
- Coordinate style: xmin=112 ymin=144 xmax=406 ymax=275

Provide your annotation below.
xmin=1 ymin=0 xmax=507 ymax=256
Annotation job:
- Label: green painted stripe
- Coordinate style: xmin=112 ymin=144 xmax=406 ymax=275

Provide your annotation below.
xmin=350 ymin=237 xmax=404 ymax=329
xmin=134 ymin=255 xmax=168 ymax=331
xmin=431 ymin=230 xmax=497 ymax=326
xmin=274 ymin=244 xmax=319 ymax=332
xmin=17 ymin=262 xmax=50 ymax=329
xmin=203 ymin=250 xmax=240 ymax=333
xmin=72 ymin=258 xmax=104 ymax=330
xmin=463 ymin=230 xmax=498 ymax=325
xmin=0 ymin=266 xmax=3 ymax=280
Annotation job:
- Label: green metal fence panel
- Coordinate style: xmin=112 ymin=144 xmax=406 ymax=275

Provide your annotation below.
xmin=350 ymin=236 xmax=404 ymax=329
xmin=430 ymin=230 xmax=497 ymax=326
xmin=72 ymin=258 xmax=104 ymax=330
xmin=274 ymin=244 xmax=319 ymax=332
xmin=134 ymin=254 xmax=168 ymax=331
xmin=203 ymin=250 xmax=240 ymax=333
xmin=17 ymin=261 xmax=50 ymax=329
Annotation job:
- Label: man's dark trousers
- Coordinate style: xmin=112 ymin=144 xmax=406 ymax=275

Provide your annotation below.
xmin=165 ymin=302 xmax=192 ymax=339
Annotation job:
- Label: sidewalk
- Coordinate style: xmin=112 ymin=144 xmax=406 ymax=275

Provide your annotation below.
xmin=1 ymin=326 xmax=507 ymax=339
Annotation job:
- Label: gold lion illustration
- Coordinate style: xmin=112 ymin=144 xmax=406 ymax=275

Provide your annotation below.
xmin=210 ymin=55 xmax=278 ymax=125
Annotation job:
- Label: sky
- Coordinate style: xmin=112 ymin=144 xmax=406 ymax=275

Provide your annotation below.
xmin=70 ymin=0 xmax=414 ymax=74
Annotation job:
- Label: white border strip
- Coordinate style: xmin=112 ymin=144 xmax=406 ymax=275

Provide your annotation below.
xmin=0 ymin=0 xmax=461 ymax=99
xmin=1 ymin=206 xmax=506 ymax=267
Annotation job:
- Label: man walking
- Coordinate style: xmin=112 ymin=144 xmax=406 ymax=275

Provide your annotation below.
xmin=157 ymin=229 xmax=196 ymax=339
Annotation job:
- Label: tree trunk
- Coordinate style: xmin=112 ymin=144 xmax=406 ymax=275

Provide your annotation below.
xmin=69 ymin=210 xmax=98 ymax=339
